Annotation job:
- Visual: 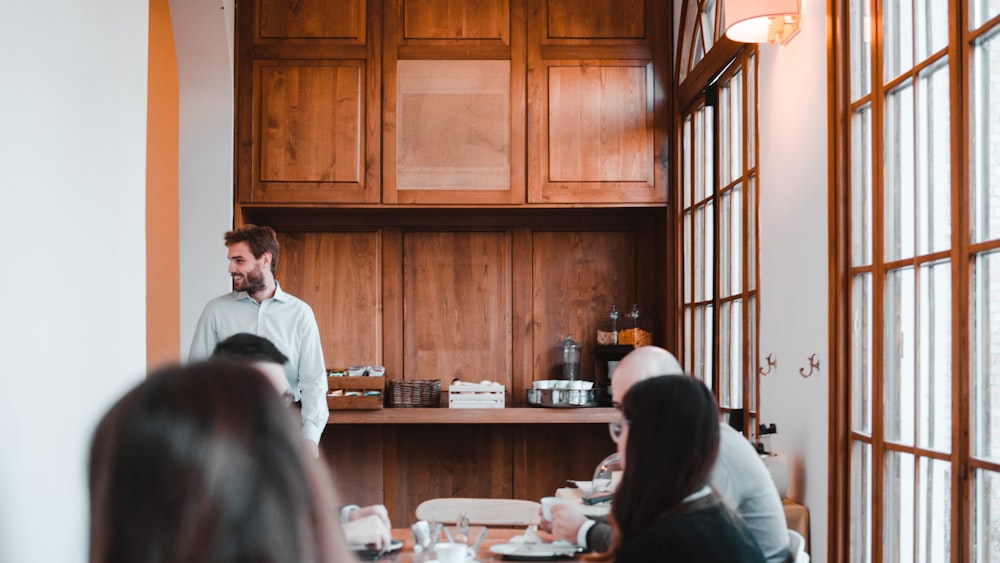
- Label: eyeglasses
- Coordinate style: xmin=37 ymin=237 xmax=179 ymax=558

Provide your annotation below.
xmin=608 ymin=419 xmax=630 ymax=443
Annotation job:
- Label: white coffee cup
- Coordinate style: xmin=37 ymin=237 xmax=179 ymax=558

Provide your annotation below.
xmin=540 ymin=496 xmax=570 ymax=521
xmin=434 ymin=542 xmax=470 ymax=563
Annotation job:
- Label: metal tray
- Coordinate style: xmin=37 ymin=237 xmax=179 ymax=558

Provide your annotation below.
xmin=526 ymin=388 xmax=598 ymax=408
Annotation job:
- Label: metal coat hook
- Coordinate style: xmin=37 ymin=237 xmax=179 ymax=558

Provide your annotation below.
xmin=799 ymin=354 xmax=820 ymax=377
xmin=758 ymin=353 xmax=776 ymax=376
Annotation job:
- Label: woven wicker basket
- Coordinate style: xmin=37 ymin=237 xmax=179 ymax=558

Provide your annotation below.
xmin=389 ymin=379 xmax=441 ymax=407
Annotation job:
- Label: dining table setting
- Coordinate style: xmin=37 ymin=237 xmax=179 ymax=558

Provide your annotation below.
xmin=369 ymin=525 xmax=585 ymax=562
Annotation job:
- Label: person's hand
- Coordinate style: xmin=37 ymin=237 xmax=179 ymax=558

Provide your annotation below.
xmin=349 ymin=504 xmax=391 ymax=529
xmin=342 ymin=513 xmax=393 ymax=551
xmin=548 ymin=503 xmax=588 ymax=544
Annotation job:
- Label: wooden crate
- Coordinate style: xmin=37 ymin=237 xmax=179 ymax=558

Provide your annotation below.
xmin=327 ymin=375 xmax=385 ymax=410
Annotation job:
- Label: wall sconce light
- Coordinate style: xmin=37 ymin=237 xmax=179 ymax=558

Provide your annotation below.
xmin=724 ymin=0 xmax=802 ymax=45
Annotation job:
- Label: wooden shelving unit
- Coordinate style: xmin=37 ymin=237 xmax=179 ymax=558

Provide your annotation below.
xmin=326 ymin=406 xmax=618 ymax=424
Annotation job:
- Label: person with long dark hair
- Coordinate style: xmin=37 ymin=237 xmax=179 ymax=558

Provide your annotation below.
xmin=88 ymin=361 xmax=356 ymax=563
xmin=591 ymin=375 xmax=766 ymax=562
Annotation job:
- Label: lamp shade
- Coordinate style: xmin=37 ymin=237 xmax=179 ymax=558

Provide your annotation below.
xmin=724 ymin=0 xmax=799 ymax=43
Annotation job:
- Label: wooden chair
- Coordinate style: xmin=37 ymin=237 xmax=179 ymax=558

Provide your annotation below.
xmin=415 ymin=498 xmax=542 ymax=527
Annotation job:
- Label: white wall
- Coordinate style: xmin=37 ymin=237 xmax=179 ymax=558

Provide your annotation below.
xmin=170 ymin=0 xmax=236 ymax=360
xmin=0 ymin=2 xmax=149 ymax=562
xmin=756 ymin=0 xmax=830 ymax=561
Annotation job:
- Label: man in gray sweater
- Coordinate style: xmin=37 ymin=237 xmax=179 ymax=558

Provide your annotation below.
xmin=542 ymin=346 xmax=791 ymax=563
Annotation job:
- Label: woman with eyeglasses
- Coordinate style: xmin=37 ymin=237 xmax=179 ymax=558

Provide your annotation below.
xmin=590 ymin=374 xmax=765 ymax=563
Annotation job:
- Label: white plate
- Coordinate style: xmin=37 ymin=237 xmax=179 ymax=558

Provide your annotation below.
xmin=488 ymin=541 xmax=581 ymax=560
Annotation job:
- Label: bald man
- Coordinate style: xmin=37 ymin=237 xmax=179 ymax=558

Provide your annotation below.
xmin=544 ymin=346 xmax=790 ymax=563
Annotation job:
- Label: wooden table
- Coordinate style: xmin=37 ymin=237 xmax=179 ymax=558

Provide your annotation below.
xmin=381 ymin=527 xmax=582 ymax=562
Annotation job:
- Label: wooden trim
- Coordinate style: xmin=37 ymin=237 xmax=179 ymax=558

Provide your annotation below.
xmin=826 ymin=0 xmax=851 ymax=561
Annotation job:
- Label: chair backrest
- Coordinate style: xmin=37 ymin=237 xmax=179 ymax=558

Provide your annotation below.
xmin=787 ymin=529 xmax=809 ymax=563
xmin=415 ymin=498 xmax=542 ymax=527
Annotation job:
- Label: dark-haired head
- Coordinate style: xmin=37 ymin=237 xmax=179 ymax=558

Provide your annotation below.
xmin=224 ymin=224 xmax=280 ymax=274
xmin=88 ymin=360 xmax=349 ymax=563
xmin=211 ymin=332 xmax=289 ymax=365
xmin=610 ymin=374 xmax=721 ymax=544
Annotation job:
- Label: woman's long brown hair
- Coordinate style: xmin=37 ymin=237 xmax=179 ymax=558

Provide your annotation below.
xmin=588 ymin=374 xmax=721 ymax=561
xmin=88 ymin=360 xmax=354 ymax=563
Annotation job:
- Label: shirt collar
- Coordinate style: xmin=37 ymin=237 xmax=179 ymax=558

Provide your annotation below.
xmin=233 ymin=281 xmax=288 ymax=303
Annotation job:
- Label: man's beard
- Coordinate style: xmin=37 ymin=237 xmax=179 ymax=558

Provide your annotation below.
xmin=234 ymin=264 xmax=267 ymax=294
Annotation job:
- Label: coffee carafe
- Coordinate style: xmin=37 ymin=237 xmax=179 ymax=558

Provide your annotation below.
xmin=560 ymin=334 xmax=581 ymax=380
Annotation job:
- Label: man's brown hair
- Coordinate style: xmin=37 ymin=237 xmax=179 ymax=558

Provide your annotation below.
xmin=224 ymin=224 xmax=280 ymax=274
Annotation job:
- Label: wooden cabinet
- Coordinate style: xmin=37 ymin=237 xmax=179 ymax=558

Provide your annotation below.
xmin=236 ymin=0 xmax=381 ymax=204
xmin=238 ymin=0 xmax=678 ymax=527
xmin=527 ymin=0 xmax=668 ymax=204
xmin=236 ymin=0 xmax=670 ymax=206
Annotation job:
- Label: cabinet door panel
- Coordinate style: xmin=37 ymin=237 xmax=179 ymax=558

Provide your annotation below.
xmin=531 ymin=231 xmax=636 ymax=380
xmin=529 ymin=62 xmax=660 ymax=203
xmin=276 ymin=231 xmax=381 ymax=368
xmin=259 ymin=0 xmax=366 ymax=40
xmin=403 ymin=0 xmax=509 ymax=40
xmin=403 ymin=231 xmax=511 ymax=384
xmin=545 ymin=0 xmax=645 ymax=39
xmin=253 ymin=62 xmax=377 ymax=203
xmin=386 ymin=425 xmax=514 ymax=524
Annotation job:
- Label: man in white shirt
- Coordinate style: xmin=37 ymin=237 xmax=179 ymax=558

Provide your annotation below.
xmin=543 ymin=346 xmax=791 ymax=563
xmin=189 ymin=224 xmax=328 ymax=454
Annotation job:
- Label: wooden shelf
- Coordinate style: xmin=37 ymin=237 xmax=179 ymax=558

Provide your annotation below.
xmin=326 ymin=407 xmax=618 ymax=424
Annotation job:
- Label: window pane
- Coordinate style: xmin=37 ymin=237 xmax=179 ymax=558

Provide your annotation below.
xmin=684 ymin=115 xmax=692 ymax=208
xmin=706 ymin=200 xmax=715 ymax=300
xmin=730 ymin=70 xmax=743 ymax=181
xmin=852 ymin=441 xmax=873 ymax=563
xmin=971 ymin=0 xmax=1000 ymax=30
xmin=973 ymin=250 xmax=1000 ymax=463
xmin=748 ymin=174 xmax=757 ymax=290
xmin=694 ymin=305 xmax=705 ymax=382
xmin=695 ymin=108 xmax=707 ymax=202
xmin=720 ymin=300 xmax=731 ymax=407
xmin=853 ymin=105 xmax=873 ymax=266
xmin=853 ymin=273 xmax=874 ymax=435
xmin=719 ymin=84 xmax=731 ymax=187
xmin=918 ymin=457 xmax=951 ymax=562
xmin=720 ymin=191 xmax=732 ymax=297
xmin=695 ymin=206 xmax=706 ymax=302
xmin=706 ymin=303 xmax=714 ymax=386
xmin=886 ymin=267 xmax=916 ymax=445
xmin=885 ymin=83 xmax=916 ymax=261
xmin=850 ymin=0 xmax=873 ymax=100
xmin=973 ymin=468 xmax=1000 ymax=563
xmin=731 ymin=298 xmax=743 ymax=408
xmin=732 ymin=183 xmax=743 ymax=294
xmin=700 ymin=0 xmax=716 ymax=53
xmin=884 ymin=0 xmax=914 ymax=81
xmin=684 ymin=306 xmax=693 ymax=374
xmin=971 ymin=29 xmax=1000 ymax=244
xmin=884 ymin=450 xmax=916 ymax=562
xmin=916 ymin=59 xmax=952 ymax=255
xmin=684 ymin=212 xmax=693 ymax=302
xmin=749 ymin=293 xmax=758 ymax=411
xmin=919 ymin=260 xmax=952 ymax=452
xmin=915 ymin=0 xmax=948 ymax=61
xmin=748 ymin=53 xmax=756 ymax=168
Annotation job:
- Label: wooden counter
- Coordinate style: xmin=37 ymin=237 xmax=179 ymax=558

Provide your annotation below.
xmin=327 ymin=407 xmax=619 ymax=424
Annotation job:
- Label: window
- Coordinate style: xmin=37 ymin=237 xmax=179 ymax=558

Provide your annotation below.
xmin=833 ymin=0 xmax=1000 ymax=560
xmin=677 ymin=0 xmax=760 ymax=436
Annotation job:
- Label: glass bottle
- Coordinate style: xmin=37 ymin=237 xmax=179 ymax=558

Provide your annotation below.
xmin=597 ymin=304 xmax=619 ymax=345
